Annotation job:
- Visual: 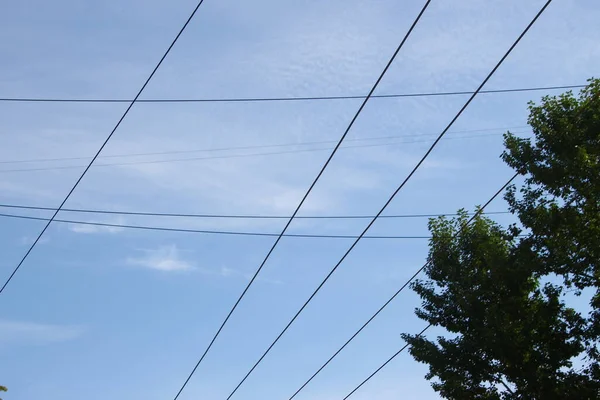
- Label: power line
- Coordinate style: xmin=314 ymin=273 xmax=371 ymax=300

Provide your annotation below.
xmin=222 ymin=2 xmax=551 ymax=397
xmin=0 ymin=202 xmax=510 ymax=220
xmin=0 ymin=125 xmax=528 ymax=166
xmin=0 ymin=84 xmax=583 ymax=104
xmin=342 ymin=325 xmax=430 ymax=400
xmin=0 ymin=0 xmax=209 ymax=295
xmin=345 ymin=65 xmax=585 ymax=400
xmin=170 ymin=2 xmax=434 ymax=399
xmin=286 ymin=173 xmax=517 ymax=400
xmin=0 ymin=211 xmax=427 ymax=239
xmin=0 ymin=129 xmax=531 ymax=174
xmin=0 ymin=210 xmax=522 ymax=239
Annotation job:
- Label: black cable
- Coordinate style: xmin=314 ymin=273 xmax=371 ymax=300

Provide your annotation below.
xmin=0 ymin=202 xmax=510 ymax=220
xmin=0 ymin=84 xmax=583 ymax=104
xmin=1 ymin=209 xmax=525 ymax=240
xmin=0 ymin=0 xmax=208 ymax=295
xmin=223 ymin=1 xmax=551 ymax=397
xmin=342 ymin=324 xmax=431 ymax=400
xmin=170 ymin=2 xmax=433 ymax=399
xmin=286 ymin=173 xmax=517 ymax=399
xmin=0 ymin=129 xmax=531 ymax=174
xmin=342 ymin=182 xmax=518 ymax=400
xmin=0 ymin=125 xmax=528 ymax=166
xmin=0 ymin=211 xmax=431 ymax=239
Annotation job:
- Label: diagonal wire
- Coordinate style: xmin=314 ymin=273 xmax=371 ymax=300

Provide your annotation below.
xmin=342 ymin=324 xmax=430 ymax=400
xmin=0 ymin=0 xmax=208 ymax=295
xmin=223 ymin=1 xmax=552 ymax=397
xmin=0 ymin=84 xmax=584 ymax=103
xmin=169 ymin=2 xmax=434 ymax=399
xmin=339 ymin=176 xmax=521 ymax=400
xmin=287 ymin=172 xmax=517 ymax=399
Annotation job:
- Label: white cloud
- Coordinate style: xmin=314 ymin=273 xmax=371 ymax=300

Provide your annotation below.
xmin=124 ymin=246 xmax=281 ymax=282
xmin=19 ymin=235 xmax=50 ymax=245
xmin=126 ymin=244 xmax=194 ymax=272
xmin=68 ymin=219 xmax=125 ymax=234
xmin=0 ymin=319 xmax=84 ymax=346
xmin=220 ymin=266 xmax=235 ymax=278
xmin=221 ymin=265 xmax=284 ymax=285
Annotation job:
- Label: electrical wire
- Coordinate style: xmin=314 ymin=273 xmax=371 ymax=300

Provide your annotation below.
xmin=222 ymin=2 xmax=551 ymax=397
xmin=0 ymin=84 xmax=583 ymax=104
xmin=0 ymin=129 xmax=531 ymax=174
xmin=0 ymin=211 xmax=429 ymax=239
xmin=0 ymin=202 xmax=510 ymax=220
xmin=286 ymin=173 xmax=517 ymax=399
xmin=0 ymin=125 xmax=528 ymax=166
xmin=0 ymin=209 xmax=522 ymax=239
xmin=169 ymin=2 xmax=434 ymax=399
xmin=0 ymin=0 xmax=209 ymax=295
xmin=342 ymin=325 xmax=430 ymax=400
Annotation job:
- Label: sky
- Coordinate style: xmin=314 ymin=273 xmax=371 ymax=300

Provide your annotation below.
xmin=0 ymin=0 xmax=598 ymax=399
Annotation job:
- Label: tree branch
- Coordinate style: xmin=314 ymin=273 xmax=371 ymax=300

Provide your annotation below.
xmin=499 ymin=378 xmax=515 ymax=395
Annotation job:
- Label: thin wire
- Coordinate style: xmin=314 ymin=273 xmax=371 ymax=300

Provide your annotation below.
xmin=223 ymin=2 xmax=551 ymax=397
xmin=345 ymin=67 xmax=585 ymax=400
xmin=0 ymin=0 xmax=208 ymax=295
xmin=342 ymin=325 xmax=431 ymax=400
xmin=0 ymin=210 xmax=524 ymax=240
xmin=0 ymin=202 xmax=510 ymax=220
xmin=0 ymin=84 xmax=583 ymax=103
xmin=0 ymin=211 xmax=430 ymax=239
xmin=287 ymin=173 xmax=517 ymax=400
xmin=0 ymin=125 xmax=528 ymax=165
xmin=171 ymin=2 xmax=433 ymax=399
xmin=0 ymin=130 xmax=531 ymax=174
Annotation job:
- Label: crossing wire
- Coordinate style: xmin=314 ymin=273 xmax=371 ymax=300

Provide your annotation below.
xmin=287 ymin=173 xmax=517 ymax=399
xmin=0 ymin=129 xmax=531 ymax=174
xmin=169 ymin=2 xmax=434 ymax=399
xmin=0 ymin=211 xmax=429 ymax=239
xmin=342 ymin=325 xmax=430 ymax=400
xmin=0 ymin=0 xmax=209 ymax=294
xmin=0 ymin=126 xmax=528 ymax=165
xmin=0 ymin=202 xmax=510 ymax=220
xmin=0 ymin=209 xmax=524 ymax=239
xmin=223 ymin=1 xmax=552 ymax=398
xmin=0 ymin=85 xmax=583 ymax=104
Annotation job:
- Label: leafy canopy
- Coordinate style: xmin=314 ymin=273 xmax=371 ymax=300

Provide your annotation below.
xmin=403 ymin=78 xmax=600 ymax=399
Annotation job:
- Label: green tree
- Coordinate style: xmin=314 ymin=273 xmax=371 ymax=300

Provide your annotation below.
xmin=403 ymin=213 xmax=594 ymax=398
xmin=403 ymin=79 xmax=600 ymax=398
xmin=0 ymin=385 xmax=6 ymax=400
xmin=502 ymin=78 xmax=600 ymax=380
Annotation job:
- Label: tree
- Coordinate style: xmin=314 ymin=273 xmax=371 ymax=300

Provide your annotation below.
xmin=403 ymin=79 xmax=600 ymax=399
xmin=402 ymin=213 xmax=594 ymax=398
xmin=0 ymin=385 xmax=6 ymax=400
xmin=502 ymin=78 xmax=600 ymax=380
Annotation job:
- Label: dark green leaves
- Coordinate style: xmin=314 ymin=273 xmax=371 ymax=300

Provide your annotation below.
xmin=405 ymin=79 xmax=600 ymax=399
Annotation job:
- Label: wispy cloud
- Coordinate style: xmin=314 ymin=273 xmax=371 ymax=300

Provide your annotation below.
xmin=19 ymin=235 xmax=50 ymax=246
xmin=0 ymin=319 xmax=84 ymax=346
xmin=219 ymin=266 xmax=283 ymax=285
xmin=124 ymin=245 xmax=282 ymax=282
xmin=68 ymin=217 xmax=126 ymax=234
xmin=126 ymin=244 xmax=194 ymax=272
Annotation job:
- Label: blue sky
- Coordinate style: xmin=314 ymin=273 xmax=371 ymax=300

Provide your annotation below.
xmin=0 ymin=0 xmax=599 ymax=399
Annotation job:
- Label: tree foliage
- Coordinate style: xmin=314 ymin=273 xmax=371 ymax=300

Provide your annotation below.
xmin=503 ymin=78 xmax=600 ymax=381
xmin=403 ymin=79 xmax=600 ymax=399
